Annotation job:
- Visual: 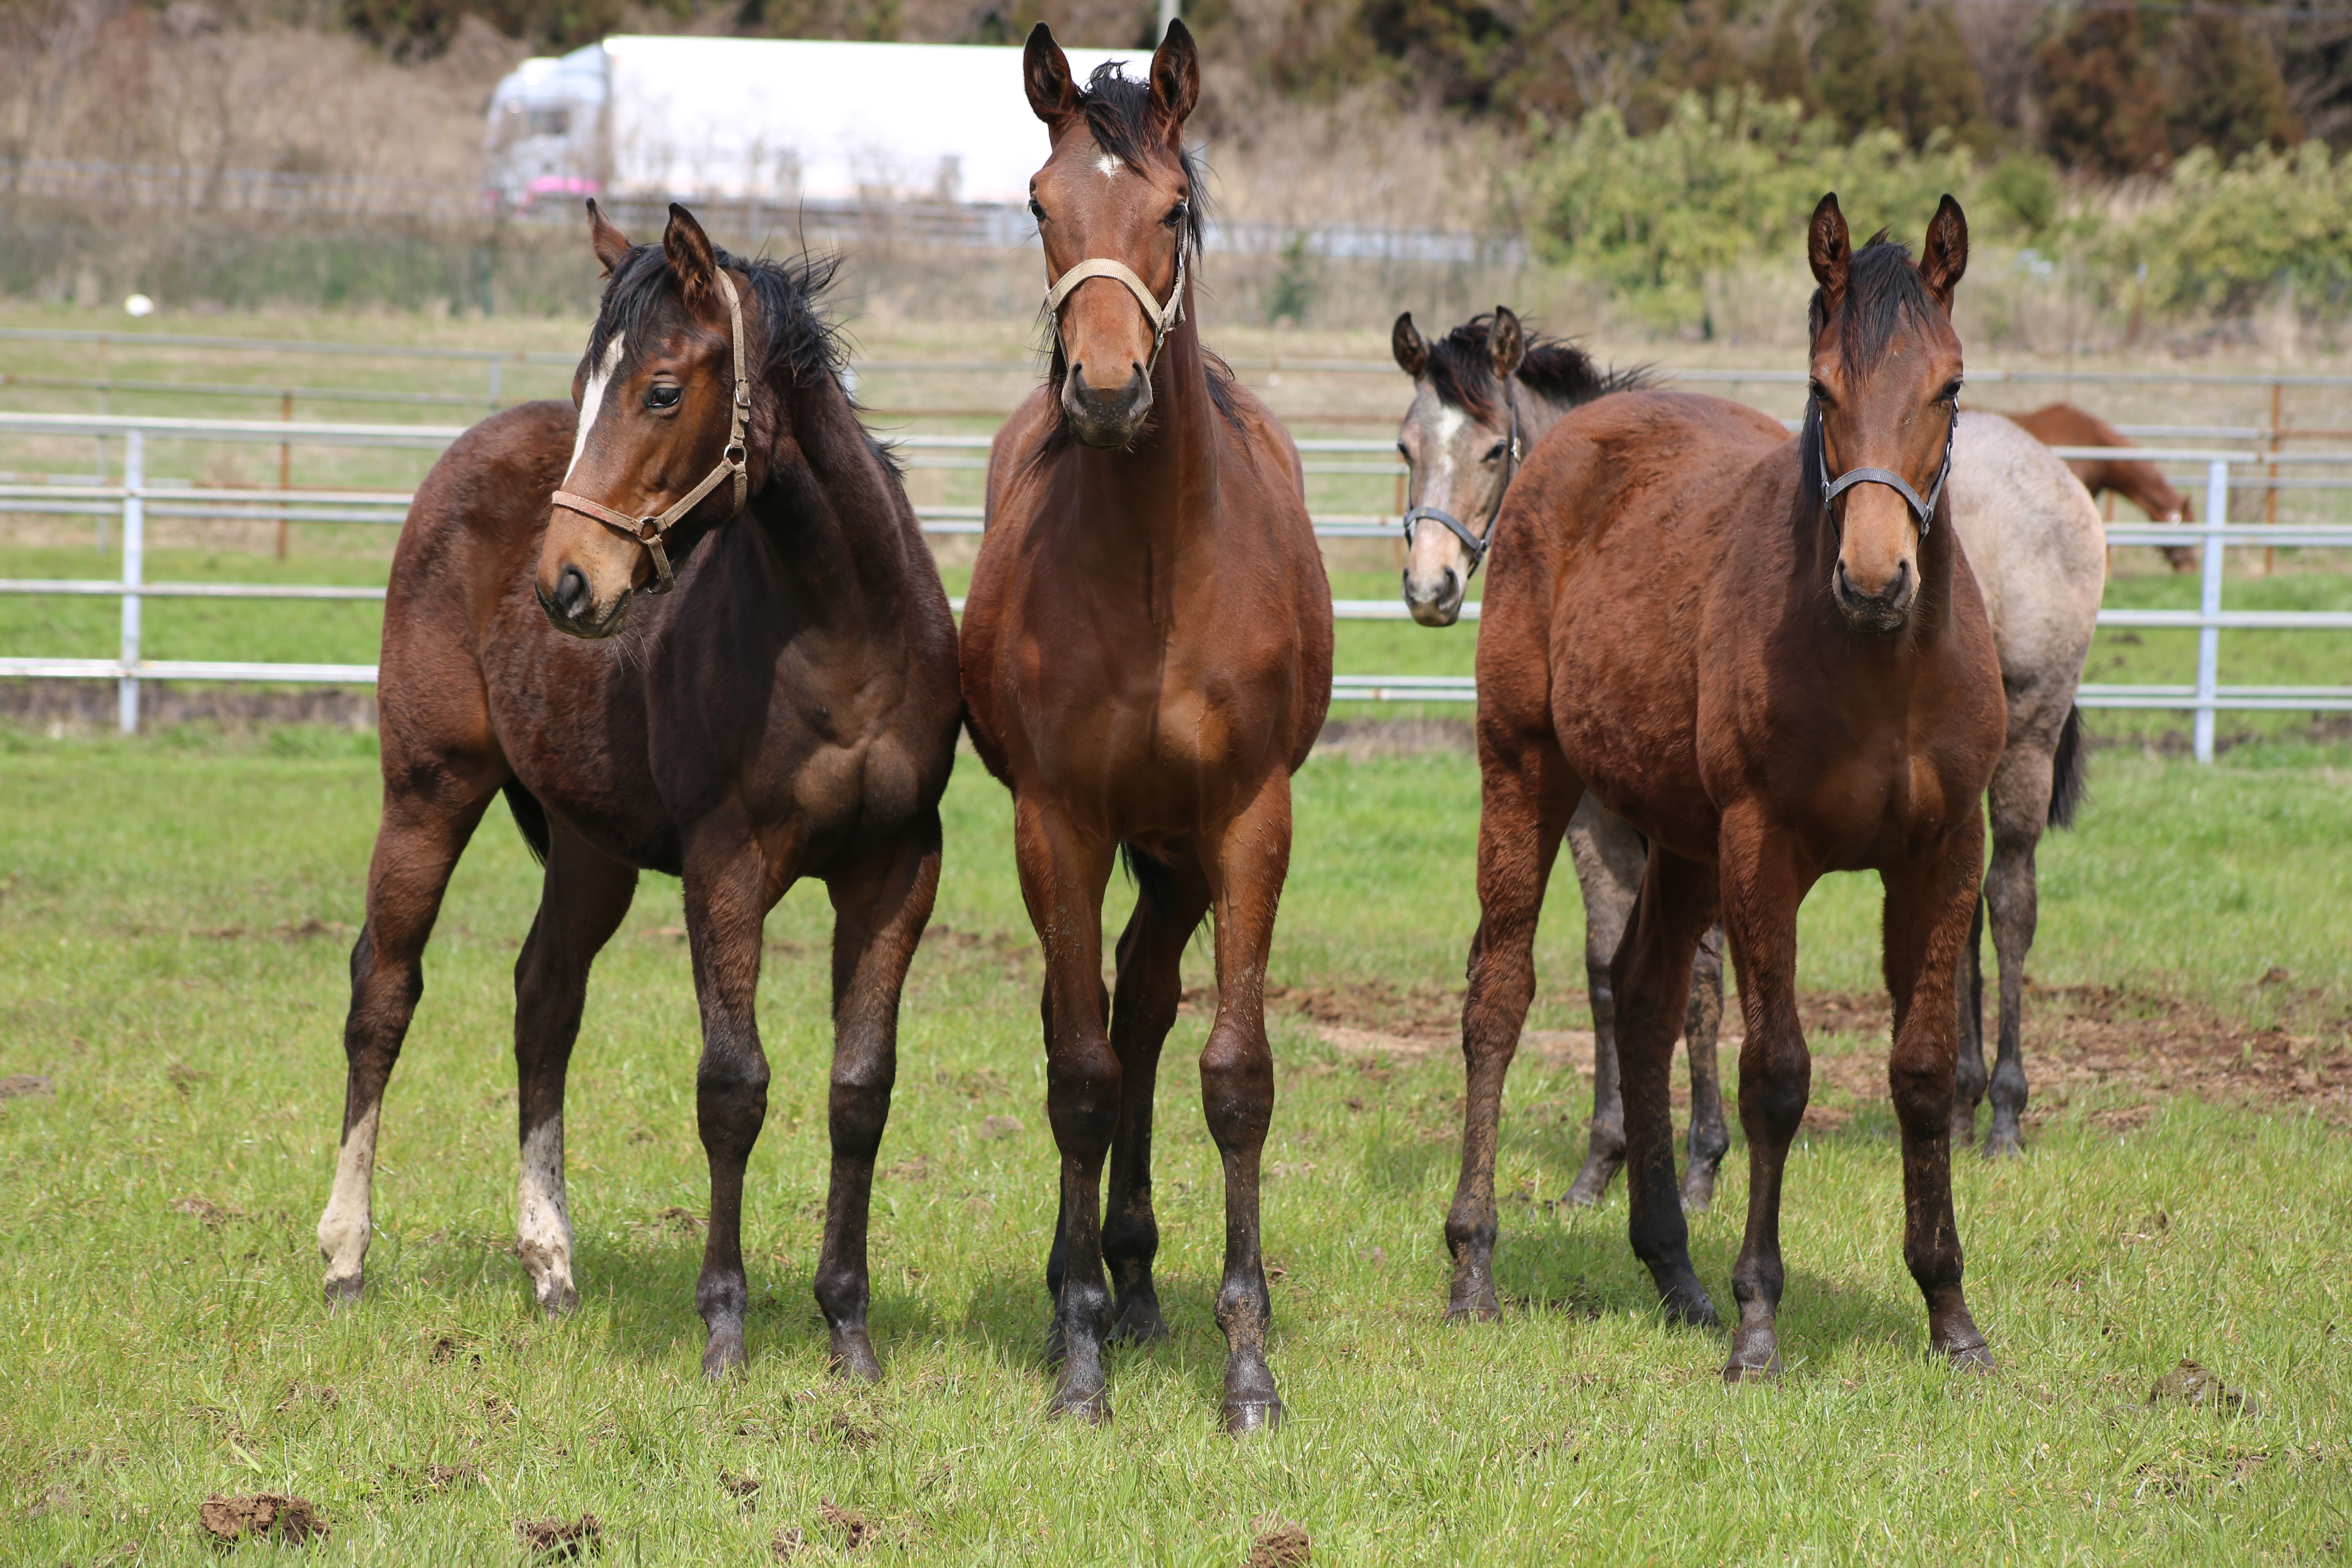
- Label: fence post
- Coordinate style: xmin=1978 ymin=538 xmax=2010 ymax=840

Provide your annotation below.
xmin=2193 ymin=457 xmax=2228 ymax=764
xmin=118 ymin=430 xmax=145 ymax=736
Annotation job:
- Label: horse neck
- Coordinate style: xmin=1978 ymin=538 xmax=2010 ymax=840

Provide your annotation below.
xmin=1509 ymin=377 xmax=1580 ymax=448
xmin=743 ymin=372 xmax=916 ymax=625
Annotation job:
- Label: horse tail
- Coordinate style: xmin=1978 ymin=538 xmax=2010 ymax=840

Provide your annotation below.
xmin=501 ymin=777 xmax=552 ymax=866
xmin=2047 ymin=704 xmax=2088 ymax=829
xmin=1119 ymin=842 xmax=1178 ymax=923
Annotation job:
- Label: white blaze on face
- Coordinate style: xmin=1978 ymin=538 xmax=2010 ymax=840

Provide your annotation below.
xmin=316 ymin=1100 xmax=382 ymax=1292
xmin=515 ymin=1114 xmax=578 ymax=1315
xmin=565 ymin=333 xmax=626 ymax=484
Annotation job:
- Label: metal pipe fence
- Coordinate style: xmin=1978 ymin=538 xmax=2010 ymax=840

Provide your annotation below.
xmin=2 ymin=412 xmax=2347 ymax=761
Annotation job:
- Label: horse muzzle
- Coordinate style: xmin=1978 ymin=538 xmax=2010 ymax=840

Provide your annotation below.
xmin=1062 ymin=363 xmax=1152 ymax=449
xmin=1403 ymin=564 xmax=1466 ymax=627
xmin=536 ymin=567 xmax=632 ymax=641
xmin=1831 ymin=557 xmax=1916 ymax=633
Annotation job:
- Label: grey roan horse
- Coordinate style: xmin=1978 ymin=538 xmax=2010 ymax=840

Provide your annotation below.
xmin=1392 ymin=307 xmax=2103 ymax=1192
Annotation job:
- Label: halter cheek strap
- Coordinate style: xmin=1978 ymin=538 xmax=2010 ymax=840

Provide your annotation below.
xmin=1401 ymin=389 xmax=1522 ymax=576
xmin=549 ymin=267 xmax=750 ymax=596
xmin=1043 ymin=245 xmax=1188 ymax=375
xmin=1814 ymin=401 xmax=1958 ymax=535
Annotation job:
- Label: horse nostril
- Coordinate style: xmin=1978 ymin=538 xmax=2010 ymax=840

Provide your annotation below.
xmin=557 ymin=564 xmax=592 ymax=620
xmin=1442 ymin=567 xmax=1461 ymax=602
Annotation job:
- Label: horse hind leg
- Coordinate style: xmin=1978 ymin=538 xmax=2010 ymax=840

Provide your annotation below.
xmin=1950 ymin=894 xmax=1989 ymax=1149
xmin=1563 ymin=800 xmax=1642 ymax=1208
xmin=1982 ymin=740 xmax=2055 ymax=1158
xmin=319 ymin=774 xmax=500 ymax=1305
xmin=1613 ymin=848 xmax=1721 ymax=1332
xmin=1102 ymin=845 xmax=1212 ymax=1347
xmin=511 ymin=817 xmax=638 ymax=1318
xmin=1679 ymin=924 xmax=1731 ymax=1213
xmin=814 ymin=821 xmax=944 ymax=1382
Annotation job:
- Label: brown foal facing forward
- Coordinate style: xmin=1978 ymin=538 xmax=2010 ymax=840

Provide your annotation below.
xmin=1451 ymin=194 xmax=2006 ymax=1380
xmin=316 ymin=205 xmax=961 ymax=1381
xmin=960 ymin=22 xmax=1333 ymax=1430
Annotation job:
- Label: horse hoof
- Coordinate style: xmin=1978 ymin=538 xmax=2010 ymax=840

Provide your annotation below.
xmin=1679 ymin=1176 xmax=1717 ymax=1215
xmin=1108 ymin=1300 xmax=1170 ymax=1347
xmin=1661 ymin=1281 xmax=1719 ymax=1330
xmin=1944 ymin=1339 xmax=1999 ymax=1374
xmin=1049 ymin=1386 xmax=1112 ymax=1425
xmin=1982 ymin=1129 xmax=2024 ymax=1160
xmin=830 ymin=1332 xmax=884 ymax=1384
xmin=1222 ymin=1397 xmax=1283 ymax=1437
xmin=1563 ymin=1154 xmax=1623 ymax=1208
xmin=1722 ymin=1354 xmax=1783 ymax=1385
xmin=702 ymin=1334 xmax=747 ymax=1381
xmin=323 ymin=1274 xmax=363 ymax=1310
xmin=535 ymin=1283 xmax=579 ymax=1321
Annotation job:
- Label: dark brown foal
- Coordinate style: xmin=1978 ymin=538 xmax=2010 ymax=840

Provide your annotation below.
xmin=317 ymin=204 xmax=961 ymax=1381
xmin=1450 ymin=194 xmax=2007 ymax=1379
xmin=960 ymin=22 xmax=1333 ymax=1431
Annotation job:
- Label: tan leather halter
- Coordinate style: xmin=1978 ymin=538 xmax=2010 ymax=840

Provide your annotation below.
xmin=1043 ymin=245 xmax=1187 ymax=376
xmin=550 ymin=268 xmax=750 ymax=596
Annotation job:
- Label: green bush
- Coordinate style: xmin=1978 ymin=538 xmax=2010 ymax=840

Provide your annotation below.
xmin=1522 ymin=89 xmax=1977 ymax=326
xmin=2123 ymin=142 xmax=2352 ymax=318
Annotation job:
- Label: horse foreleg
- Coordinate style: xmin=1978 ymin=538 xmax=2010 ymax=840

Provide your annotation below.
xmin=1614 ymin=847 xmax=1720 ymax=1330
xmin=1013 ymin=795 xmax=1118 ymax=1421
xmin=1679 ymin=923 xmax=1731 ymax=1213
xmin=1449 ymin=731 xmax=1576 ymax=1317
xmin=1200 ymin=773 xmax=1295 ymax=1435
xmin=1951 ymin=894 xmax=1989 ymax=1150
xmin=1982 ymin=742 xmax=2054 ymax=1159
xmin=1102 ymin=847 xmax=1212 ymax=1347
xmin=817 ymin=819 xmax=943 ymax=1382
xmin=1882 ymin=820 xmax=1998 ymax=1370
xmin=1562 ymin=800 xmax=1642 ymax=1207
xmin=512 ymin=822 xmax=638 ymax=1318
xmin=682 ymin=832 xmax=780 ymax=1380
xmin=1717 ymin=807 xmax=1813 ymax=1381
xmin=318 ymin=774 xmax=497 ymax=1305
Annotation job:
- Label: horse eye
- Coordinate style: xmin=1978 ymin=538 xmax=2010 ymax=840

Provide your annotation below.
xmin=1940 ymin=380 xmax=1964 ymax=403
xmin=1396 ymin=442 xmax=1410 ymax=461
xmin=1808 ymin=380 xmax=1831 ymax=404
xmin=1029 ymin=198 xmax=1046 ymax=223
xmin=646 ymin=384 xmax=681 ymax=411
xmin=1163 ymin=201 xmax=1187 ymax=229
xmin=1484 ymin=441 xmax=1508 ymax=463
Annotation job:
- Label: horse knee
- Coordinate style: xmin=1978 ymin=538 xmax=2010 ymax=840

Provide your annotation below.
xmin=1199 ymin=1022 xmax=1274 ymax=1151
xmin=1046 ymin=1043 xmax=1121 ymax=1155
xmin=827 ymin=1067 xmax=893 ymax=1159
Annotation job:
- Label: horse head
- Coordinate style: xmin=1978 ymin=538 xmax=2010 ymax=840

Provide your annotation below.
xmin=1805 ymin=192 xmax=1968 ymax=634
xmin=1392 ymin=306 xmax=1526 ymax=626
xmin=537 ymin=201 xmax=757 ymax=639
xmin=1024 ymin=20 xmax=1200 ymax=450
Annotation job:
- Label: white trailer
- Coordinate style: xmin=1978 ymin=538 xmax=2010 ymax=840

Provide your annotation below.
xmin=484 ymin=35 xmax=1136 ymax=212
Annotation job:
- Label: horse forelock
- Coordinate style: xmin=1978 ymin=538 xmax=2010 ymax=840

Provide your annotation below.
xmin=1813 ymin=235 xmax=1946 ymax=384
xmin=585 ymin=242 xmax=846 ymax=395
xmin=1064 ymin=63 xmax=1209 ymax=255
xmin=1424 ymin=314 xmax=1648 ymax=428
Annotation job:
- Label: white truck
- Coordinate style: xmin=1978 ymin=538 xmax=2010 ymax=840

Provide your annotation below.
xmin=483 ymin=35 xmax=1135 ymax=213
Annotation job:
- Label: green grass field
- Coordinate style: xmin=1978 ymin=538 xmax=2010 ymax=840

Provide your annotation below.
xmin=2 ymin=727 xmax=2348 ymax=1564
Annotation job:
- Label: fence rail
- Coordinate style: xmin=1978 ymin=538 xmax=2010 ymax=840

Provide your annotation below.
xmin=3 ymin=412 xmax=2347 ymax=759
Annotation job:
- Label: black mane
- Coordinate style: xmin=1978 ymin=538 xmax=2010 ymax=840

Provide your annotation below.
xmin=1425 ymin=314 xmax=1649 ymax=425
xmin=586 ymin=242 xmax=845 ymax=394
xmin=1810 ymin=232 xmax=1939 ymax=381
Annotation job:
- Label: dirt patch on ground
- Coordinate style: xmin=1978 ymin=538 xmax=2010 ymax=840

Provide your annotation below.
xmin=518 ymin=1514 xmax=601 ymax=1558
xmin=1270 ymin=979 xmax=2352 ymax=1125
xmin=198 ymin=1493 xmax=329 ymax=1546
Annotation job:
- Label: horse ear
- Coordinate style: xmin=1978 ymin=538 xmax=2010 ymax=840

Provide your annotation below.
xmin=586 ymin=199 xmax=632 ymax=278
xmin=1490 ymin=305 xmax=1526 ymax=381
xmin=1392 ymin=312 xmax=1427 ymax=378
xmin=1808 ymin=192 xmax=1851 ymax=317
xmin=1024 ymin=22 xmax=1079 ymax=126
xmin=1147 ymin=18 xmax=1200 ymax=140
xmin=1918 ymin=193 xmax=1969 ymax=314
xmin=663 ymin=203 xmax=717 ymax=308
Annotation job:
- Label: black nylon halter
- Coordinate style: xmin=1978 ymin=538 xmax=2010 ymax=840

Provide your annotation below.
xmin=1401 ymin=385 xmax=1522 ymax=574
xmin=1809 ymin=398 xmax=1958 ymax=536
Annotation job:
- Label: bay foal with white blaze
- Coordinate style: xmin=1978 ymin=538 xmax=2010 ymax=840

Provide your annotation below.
xmin=318 ymin=204 xmax=960 ymax=1381
xmin=961 ymin=22 xmax=1333 ymax=1430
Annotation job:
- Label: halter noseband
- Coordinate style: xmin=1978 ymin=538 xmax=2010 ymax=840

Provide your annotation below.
xmin=1810 ymin=398 xmax=1957 ymax=537
xmin=1043 ymin=244 xmax=1188 ymax=376
xmin=549 ymin=268 xmax=751 ymax=597
xmin=1401 ymin=385 xmax=1522 ymax=575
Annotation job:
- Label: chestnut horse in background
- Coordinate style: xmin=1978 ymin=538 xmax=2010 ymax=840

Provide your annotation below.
xmin=1451 ymin=195 xmax=2006 ymax=1380
xmin=960 ymin=22 xmax=1332 ymax=1431
xmin=2010 ymin=402 xmax=2196 ymax=571
xmin=317 ymin=204 xmax=961 ymax=1382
